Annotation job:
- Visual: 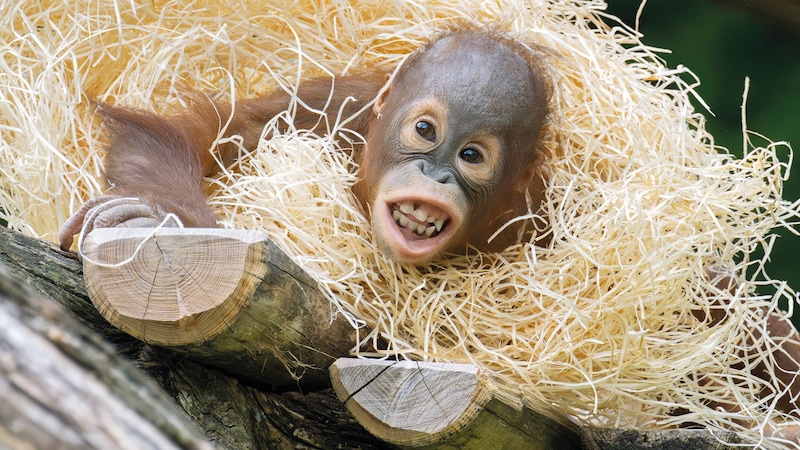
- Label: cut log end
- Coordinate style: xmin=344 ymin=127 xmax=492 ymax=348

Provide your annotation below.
xmin=82 ymin=227 xmax=268 ymax=346
xmin=330 ymin=358 xmax=492 ymax=447
xmin=331 ymin=358 xmax=585 ymax=449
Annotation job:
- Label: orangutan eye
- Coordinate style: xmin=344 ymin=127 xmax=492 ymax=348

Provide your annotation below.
xmin=459 ymin=147 xmax=484 ymax=164
xmin=415 ymin=121 xmax=436 ymax=142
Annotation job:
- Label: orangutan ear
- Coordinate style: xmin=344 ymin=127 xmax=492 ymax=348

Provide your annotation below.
xmin=373 ymin=76 xmax=392 ymax=115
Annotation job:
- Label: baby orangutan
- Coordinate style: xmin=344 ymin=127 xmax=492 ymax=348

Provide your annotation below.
xmin=59 ymin=26 xmax=549 ymax=264
xmin=59 ymin=25 xmax=800 ymax=442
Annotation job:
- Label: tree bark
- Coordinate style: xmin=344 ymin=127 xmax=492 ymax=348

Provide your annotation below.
xmin=0 ymin=262 xmax=209 ymax=450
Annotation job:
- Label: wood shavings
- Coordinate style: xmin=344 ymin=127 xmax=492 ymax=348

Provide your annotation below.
xmin=2 ymin=0 xmax=799 ymax=447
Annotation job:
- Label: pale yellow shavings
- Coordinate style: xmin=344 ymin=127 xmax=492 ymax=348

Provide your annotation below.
xmin=2 ymin=0 xmax=799 ymax=447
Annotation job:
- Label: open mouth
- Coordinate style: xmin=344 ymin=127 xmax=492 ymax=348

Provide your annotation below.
xmin=374 ymin=196 xmax=461 ymax=263
xmin=390 ymin=201 xmax=449 ymax=240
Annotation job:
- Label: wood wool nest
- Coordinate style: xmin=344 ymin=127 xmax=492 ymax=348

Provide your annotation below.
xmin=1 ymin=0 xmax=799 ymax=447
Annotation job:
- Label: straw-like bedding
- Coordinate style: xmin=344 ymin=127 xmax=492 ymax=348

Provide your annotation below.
xmin=2 ymin=0 xmax=800 ymax=447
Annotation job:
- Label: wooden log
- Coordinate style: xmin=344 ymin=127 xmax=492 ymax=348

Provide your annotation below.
xmin=82 ymin=227 xmax=265 ymax=345
xmin=81 ymin=227 xmax=359 ymax=390
xmin=329 ymin=358 xmax=583 ymax=449
xmin=0 ymin=226 xmax=395 ymax=449
xmin=0 ymin=261 xmax=210 ymax=450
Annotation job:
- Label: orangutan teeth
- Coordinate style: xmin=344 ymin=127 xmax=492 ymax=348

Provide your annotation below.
xmin=392 ymin=202 xmax=446 ymax=237
xmin=397 ymin=214 xmax=410 ymax=228
xmin=412 ymin=208 xmax=428 ymax=222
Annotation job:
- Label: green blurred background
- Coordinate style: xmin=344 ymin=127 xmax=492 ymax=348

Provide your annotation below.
xmin=606 ymin=0 xmax=800 ymax=297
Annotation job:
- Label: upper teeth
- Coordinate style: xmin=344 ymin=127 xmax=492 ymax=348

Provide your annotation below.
xmin=392 ymin=201 xmax=445 ymax=237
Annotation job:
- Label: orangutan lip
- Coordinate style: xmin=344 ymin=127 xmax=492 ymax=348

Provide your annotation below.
xmin=390 ymin=201 xmax=448 ymax=238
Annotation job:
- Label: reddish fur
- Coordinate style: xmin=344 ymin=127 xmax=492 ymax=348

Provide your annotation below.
xmin=94 ymin=73 xmax=386 ymax=229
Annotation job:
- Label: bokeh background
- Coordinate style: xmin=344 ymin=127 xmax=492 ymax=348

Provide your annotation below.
xmin=607 ymin=0 xmax=800 ymax=298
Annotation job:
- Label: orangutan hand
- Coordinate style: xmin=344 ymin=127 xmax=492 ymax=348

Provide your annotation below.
xmin=58 ymin=195 xmax=170 ymax=251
